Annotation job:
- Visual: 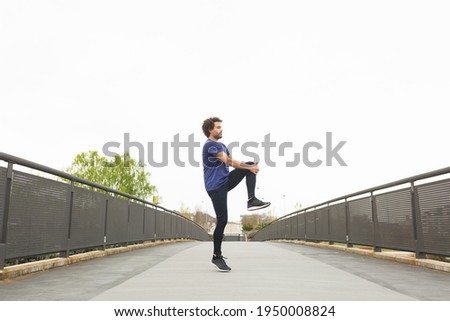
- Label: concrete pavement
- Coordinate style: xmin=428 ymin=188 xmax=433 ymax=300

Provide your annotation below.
xmin=1 ymin=241 xmax=450 ymax=301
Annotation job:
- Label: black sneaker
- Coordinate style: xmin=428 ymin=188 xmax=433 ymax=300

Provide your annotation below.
xmin=211 ymin=255 xmax=231 ymax=272
xmin=247 ymin=197 xmax=271 ymax=211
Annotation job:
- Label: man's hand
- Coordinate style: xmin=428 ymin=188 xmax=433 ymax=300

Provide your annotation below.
xmin=248 ymin=163 xmax=259 ymax=175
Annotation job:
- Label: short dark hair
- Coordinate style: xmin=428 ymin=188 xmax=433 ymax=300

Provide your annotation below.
xmin=202 ymin=117 xmax=222 ymax=138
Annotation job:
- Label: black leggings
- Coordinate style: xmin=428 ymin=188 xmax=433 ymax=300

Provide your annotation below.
xmin=207 ymin=162 xmax=256 ymax=255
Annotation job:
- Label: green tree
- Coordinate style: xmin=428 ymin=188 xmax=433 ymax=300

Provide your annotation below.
xmin=65 ymin=151 xmax=156 ymax=200
xmin=255 ymin=221 xmax=270 ymax=230
xmin=242 ymin=222 xmax=254 ymax=232
xmin=178 ymin=202 xmax=192 ymax=220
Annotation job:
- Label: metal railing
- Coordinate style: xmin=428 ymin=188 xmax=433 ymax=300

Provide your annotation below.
xmin=253 ymin=166 xmax=450 ymax=258
xmin=0 ymin=152 xmax=209 ymax=269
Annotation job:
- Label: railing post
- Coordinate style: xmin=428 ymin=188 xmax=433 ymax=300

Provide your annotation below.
xmin=410 ymin=182 xmax=425 ymax=258
xmin=327 ymin=203 xmax=334 ymax=245
xmin=61 ymin=181 xmax=75 ymax=258
xmin=103 ymin=194 xmax=109 ymax=251
xmin=303 ymin=213 xmax=306 ymax=241
xmin=371 ymin=192 xmax=381 ymax=252
xmin=153 ymin=207 xmax=157 ymax=241
xmin=313 ymin=207 xmax=317 ymax=242
xmin=169 ymin=212 xmax=172 ymax=240
xmin=285 ymin=217 xmax=288 ymax=240
xmin=126 ymin=200 xmax=131 ymax=246
xmin=141 ymin=204 xmax=145 ymax=243
xmin=0 ymin=163 xmax=13 ymax=270
xmin=345 ymin=198 xmax=353 ymax=248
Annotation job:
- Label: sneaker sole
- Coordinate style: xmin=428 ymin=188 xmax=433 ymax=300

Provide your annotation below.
xmin=247 ymin=202 xmax=271 ymax=211
xmin=211 ymin=263 xmax=231 ymax=272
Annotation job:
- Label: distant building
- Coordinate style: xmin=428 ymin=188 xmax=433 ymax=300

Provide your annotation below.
xmin=224 ymin=222 xmax=242 ymax=235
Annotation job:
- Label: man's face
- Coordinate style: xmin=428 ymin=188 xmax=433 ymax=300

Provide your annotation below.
xmin=210 ymin=121 xmax=223 ymax=140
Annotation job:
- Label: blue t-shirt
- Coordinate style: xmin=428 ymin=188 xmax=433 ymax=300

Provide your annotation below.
xmin=202 ymin=139 xmax=229 ymax=191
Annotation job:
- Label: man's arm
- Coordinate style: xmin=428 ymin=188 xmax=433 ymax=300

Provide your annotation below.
xmin=216 ymin=151 xmax=259 ymax=174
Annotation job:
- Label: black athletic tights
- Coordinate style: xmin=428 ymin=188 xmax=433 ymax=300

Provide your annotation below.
xmin=207 ymin=162 xmax=256 ymax=256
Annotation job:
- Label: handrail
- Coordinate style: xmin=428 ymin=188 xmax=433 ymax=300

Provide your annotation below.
xmin=0 ymin=152 xmax=198 ymax=226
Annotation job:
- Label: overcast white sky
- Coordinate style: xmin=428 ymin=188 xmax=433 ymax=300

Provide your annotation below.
xmin=1 ymin=1 xmax=449 ymax=222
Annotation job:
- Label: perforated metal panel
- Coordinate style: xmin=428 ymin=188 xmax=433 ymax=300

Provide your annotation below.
xmin=164 ymin=214 xmax=172 ymax=239
xmin=305 ymin=211 xmax=316 ymax=240
xmin=0 ymin=166 xmax=6 ymax=241
xmin=105 ymin=196 xmax=129 ymax=245
xmin=128 ymin=202 xmax=144 ymax=242
xmin=272 ymin=223 xmax=276 ymax=240
xmin=282 ymin=219 xmax=288 ymax=239
xmin=171 ymin=214 xmax=177 ymax=238
xmin=315 ymin=207 xmax=329 ymax=240
xmin=417 ymin=179 xmax=450 ymax=256
xmin=260 ymin=225 xmax=268 ymax=241
xmin=278 ymin=219 xmax=285 ymax=239
xmin=262 ymin=224 xmax=270 ymax=240
xmin=283 ymin=217 xmax=290 ymax=239
xmin=348 ymin=197 xmax=373 ymax=245
xmin=155 ymin=210 xmax=165 ymax=239
xmin=181 ymin=215 xmax=187 ymax=237
xmin=187 ymin=222 xmax=193 ymax=239
xmin=284 ymin=217 xmax=291 ymax=239
xmin=70 ymin=187 xmax=106 ymax=250
xmin=297 ymin=214 xmax=306 ymax=240
xmin=289 ymin=215 xmax=298 ymax=239
xmin=7 ymin=170 xmax=69 ymax=258
xmin=329 ymin=203 xmax=347 ymax=242
xmin=144 ymin=207 xmax=156 ymax=240
xmin=276 ymin=221 xmax=281 ymax=239
xmin=375 ymin=188 xmax=415 ymax=251
xmin=269 ymin=224 xmax=278 ymax=240
xmin=176 ymin=217 xmax=182 ymax=237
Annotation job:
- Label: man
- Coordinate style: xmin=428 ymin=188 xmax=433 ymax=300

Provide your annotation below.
xmin=202 ymin=117 xmax=270 ymax=272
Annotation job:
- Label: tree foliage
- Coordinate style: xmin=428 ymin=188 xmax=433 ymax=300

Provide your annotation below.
xmin=65 ymin=151 xmax=156 ymax=200
xmin=242 ymin=222 xmax=254 ymax=232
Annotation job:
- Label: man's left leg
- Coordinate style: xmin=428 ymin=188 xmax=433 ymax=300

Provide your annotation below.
xmin=228 ymin=162 xmax=270 ymax=211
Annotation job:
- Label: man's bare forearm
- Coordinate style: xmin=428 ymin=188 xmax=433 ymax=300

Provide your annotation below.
xmin=228 ymin=157 xmax=256 ymax=170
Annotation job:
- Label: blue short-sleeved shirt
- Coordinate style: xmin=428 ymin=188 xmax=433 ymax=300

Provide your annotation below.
xmin=202 ymin=139 xmax=229 ymax=191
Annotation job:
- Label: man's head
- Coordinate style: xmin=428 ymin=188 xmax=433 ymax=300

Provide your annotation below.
xmin=202 ymin=117 xmax=223 ymax=140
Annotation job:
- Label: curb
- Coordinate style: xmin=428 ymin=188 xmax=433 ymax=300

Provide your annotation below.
xmin=0 ymin=239 xmax=195 ymax=281
xmin=273 ymin=240 xmax=450 ymax=274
